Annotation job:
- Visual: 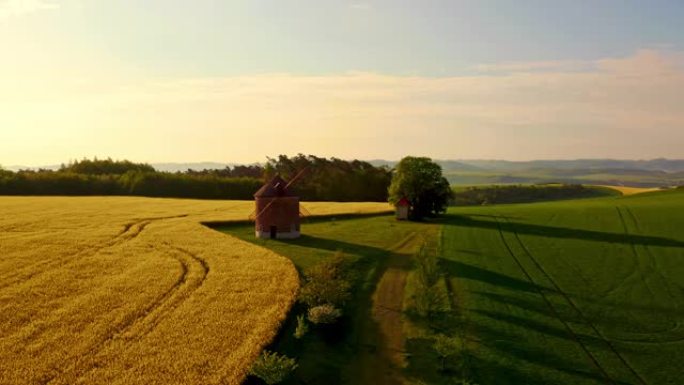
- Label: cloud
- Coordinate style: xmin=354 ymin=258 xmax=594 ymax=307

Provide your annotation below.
xmin=474 ymin=60 xmax=593 ymax=73
xmin=350 ymin=2 xmax=372 ymax=10
xmin=1 ymin=49 xmax=683 ymax=163
xmin=0 ymin=0 xmax=59 ymax=19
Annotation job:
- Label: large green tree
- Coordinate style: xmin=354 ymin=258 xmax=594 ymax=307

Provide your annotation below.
xmin=388 ymin=156 xmax=452 ymax=220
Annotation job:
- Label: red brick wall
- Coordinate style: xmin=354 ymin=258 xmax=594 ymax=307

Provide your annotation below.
xmin=255 ymin=197 xmax=300 ymax=233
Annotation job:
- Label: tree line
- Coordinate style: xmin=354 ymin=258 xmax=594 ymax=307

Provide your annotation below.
xmin=451 ymin=184 xmax=615 ymax=206
xmin=0 ymin=156 xmax=391 ymax=201
xmin=264 ymin=154 xmax=392 ymax=201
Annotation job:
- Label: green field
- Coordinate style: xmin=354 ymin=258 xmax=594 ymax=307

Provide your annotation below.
xmin=219 ymin=189 xmax=684 ymax=385
xmin=218 ymin=215 xmax=439 ymax=384
xmin=443 ymin=189 xmax=684 ymax=385
xmin=444 ymin=169 xmax=684 ymax=187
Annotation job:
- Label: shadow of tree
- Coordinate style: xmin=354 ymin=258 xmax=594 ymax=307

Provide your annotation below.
xmin=404 ymin=324 xmax=616 ymax=385
xmin=441 ymin=259 xmax=548 ymax=293
xmin=442 ymin=214 xmax=684 ymax=248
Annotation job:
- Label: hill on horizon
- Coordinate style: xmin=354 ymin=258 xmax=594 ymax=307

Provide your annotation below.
xmin=6 ymin=158 xmax=684 ymax=173
xmin=368 ymin=158 xmax=684 ymax=173
xmin=4 ymin=158 xmax=683 ymax=188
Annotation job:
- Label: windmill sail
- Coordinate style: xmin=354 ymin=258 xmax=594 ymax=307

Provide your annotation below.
xmin=284 ymin=167 xmax=309 ymax=191
xmin=299 ymin=204 xmax=311 ymax=218
xmin=251 ymin=199 xmax=277 ymax=221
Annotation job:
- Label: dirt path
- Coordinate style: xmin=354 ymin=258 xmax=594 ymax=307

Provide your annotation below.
xmin=357 ymin=232 xmax=426 ymax=384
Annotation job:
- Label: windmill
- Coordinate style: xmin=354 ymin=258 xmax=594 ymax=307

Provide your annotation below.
xmin=250 ymin=168 xmax=310 ymax=239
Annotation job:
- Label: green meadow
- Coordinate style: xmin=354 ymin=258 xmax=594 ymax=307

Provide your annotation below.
xmin=220 ymin=189 xmax=684 ymax=385
xmin=442 ymin=189 xmax=684 ymax=385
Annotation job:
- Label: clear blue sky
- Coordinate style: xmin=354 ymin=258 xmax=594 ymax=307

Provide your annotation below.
xmin=1 ymin=0 xmax=683 ymax=164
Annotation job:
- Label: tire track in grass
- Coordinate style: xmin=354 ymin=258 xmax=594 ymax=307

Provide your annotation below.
xmin=44 ymin=229 xmax=208 ymax=385
xmin=613 ymin=207 xmax=683 ymax=341
xmin=502 ymin=216 xmax=649 ymax=385
xmin=622 ymin=207 xmax=680 ymax=296
xmin=615 ymin=208 xmax=656 ymax=300
xmin=616 ymin=207 xmax=683 ymax=343
xmin=493 ymin=216 xmax=616 ymax=385
xmin=598 ymin=208 xmax=640 ymax=298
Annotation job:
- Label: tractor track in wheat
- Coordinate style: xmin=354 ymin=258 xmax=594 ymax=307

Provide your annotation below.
xmin=43 ymin=240 xmax=209 ymax=385
xmin=0 ymin=215 xmax=189 ymax=292
xmin=1 ymin=219 xmax=147 ymax=284
xmin=0 ymin=221 xmax=147 ymax=291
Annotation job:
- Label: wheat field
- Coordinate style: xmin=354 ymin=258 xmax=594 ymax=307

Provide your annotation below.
xmin=597 ymin=185 xmax=664 ymax=196
xmin=0 ymin=196 xmax=390 ymax=385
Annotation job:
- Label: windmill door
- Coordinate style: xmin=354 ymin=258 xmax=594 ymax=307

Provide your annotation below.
xmin=270 ymin=226 xmax=277 ymax=239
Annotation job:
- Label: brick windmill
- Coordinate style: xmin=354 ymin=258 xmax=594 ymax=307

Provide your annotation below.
xmin=250 ymin=169 xmax=310 ymax=239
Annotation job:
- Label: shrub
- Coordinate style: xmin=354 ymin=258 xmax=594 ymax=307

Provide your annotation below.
xmin=412 ymin=241 xmax=447 ymax=318
xmin=307 ymin=304 xmax=342 ymax=325
xmin=294 ymin=315 xmax=309 ymax=339
xmin=413 ymin=282 xmax=447 ymax=318
xmin=298 ymin=252 xmax=351 ymax=307
xmin=249 ymin=350 xmax=298 ymax=385
xmin=433 ymin=334 xmax=463 ymax=372
xmin=415 ymin=242 xmax=440 ymax=288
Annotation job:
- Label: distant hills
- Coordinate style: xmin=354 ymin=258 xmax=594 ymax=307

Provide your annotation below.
xmin=5 ymin=158 xmax=684 ymax=187
xmin=368 ymin=158 xmax=684 ymax=173
xmin=369 ymin=159 xmax=684 ymax=187
xmin=461 ymin=159 xmax=684 ymax=173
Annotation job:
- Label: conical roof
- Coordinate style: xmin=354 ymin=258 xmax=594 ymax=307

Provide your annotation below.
xmin=397 ymin=197 xmax=410 ymax=206
xmin=254 ymin=175 xmax=294 ymax=197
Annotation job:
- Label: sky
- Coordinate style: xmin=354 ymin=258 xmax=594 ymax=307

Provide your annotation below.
xmin=1 ymin=0 xmax=683 ymax=166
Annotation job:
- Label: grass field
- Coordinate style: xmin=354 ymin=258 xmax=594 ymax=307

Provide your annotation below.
xmin=218 ymin=215 xmax=440 ymax=384
xmin=439 ymin=189 xmax=684 ymax=385
xmin=444 ymin=169 xmax=684 ymax=187
xmin=221 ymin=190 xmax=684 ymax=385
xmin=0 ymin=197 xmax=389 ymax=385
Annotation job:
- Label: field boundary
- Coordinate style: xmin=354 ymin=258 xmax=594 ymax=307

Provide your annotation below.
xmin=202 ymin=210 xmax=394 ymax=230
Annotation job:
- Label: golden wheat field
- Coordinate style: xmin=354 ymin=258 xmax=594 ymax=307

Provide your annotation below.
xmin=0 ymin=196 xmax=390 ymax=385
xmin=598 ymin=185 xmax=664 ymax=196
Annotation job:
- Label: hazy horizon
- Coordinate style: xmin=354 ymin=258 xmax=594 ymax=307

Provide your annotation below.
xmin=5 ymin=156 xmax=684 ymax=170
xmin=2 ymin=1 xmax=683 ymax=165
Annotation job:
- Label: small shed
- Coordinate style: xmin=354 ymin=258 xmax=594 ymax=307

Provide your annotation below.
xmin=253 ymin=175 xmax=301 ymax=239
xmin=395 ymin=197 xmax=410 ymax=220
